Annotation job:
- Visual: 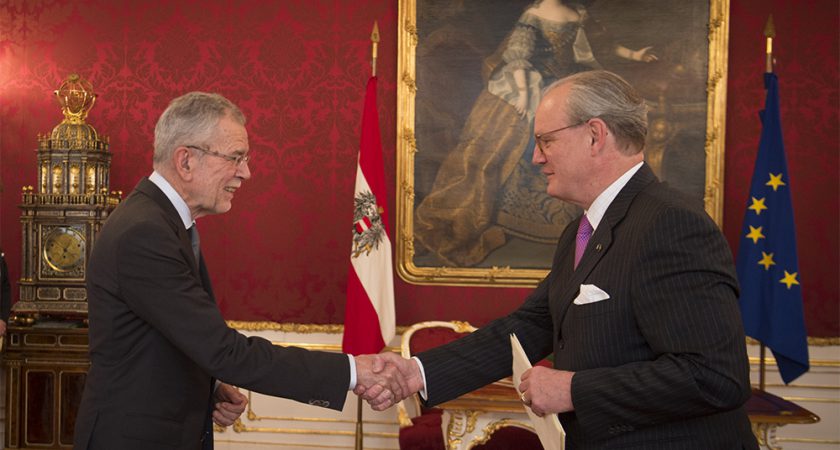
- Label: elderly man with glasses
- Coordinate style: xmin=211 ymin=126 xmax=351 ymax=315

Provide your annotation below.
xmin=74 ymin=92 xmax=406 ymax=450
xmin=369 ymin=71 xmax=758 ymax=449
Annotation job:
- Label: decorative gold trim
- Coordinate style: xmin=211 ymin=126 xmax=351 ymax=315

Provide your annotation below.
xmin=469 ymin=419 xmax=534 ymax=448
xmin=752 ymin=384 xmax=840 ymax=391
xmin=777 ymin=438 xmax=840 ymax=444
xmin=705 ymin=0 xmax=730 ymax=227
xmin=232 ymin=423 xmax=396 ymax=439
xmin=227 ymin=321 xmax=411 ymax=336
xmin=747 ymin=336 xmax=840 ymax=346
xmin=226 ymin=321 xmax=345 ymax=333
xmin=224 ymin=322 xmax=840 ymax=343
xmin=748 ymin=357 xmax=840 ymax=368
xmin=780 ymin=396 xmax=839 ymax=404
xmin=214 ymin=439 xmax=395 ymax=449
xmin=751 ymin=422 xmax=781 ymax=450
xmin=245 ymin=411 xmax=397 ymax=426
xmin=271 ymin=343 xmax=343 ymax=352
xmin=396 ymin=0 xmax=731 ymax=286
xmin=241 ymin=389 xmax=400 ymax=433
xmin=446 ymin=410 xmax=483 ymax=450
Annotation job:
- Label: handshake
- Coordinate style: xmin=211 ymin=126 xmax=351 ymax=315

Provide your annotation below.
xmin=352 ymin=353 xmax=424 ymax=411
xmin=352 ymin=352 xmax=577 ymax=416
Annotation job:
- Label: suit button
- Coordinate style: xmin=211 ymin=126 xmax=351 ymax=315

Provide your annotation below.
xmin=557 ymin=340 xmax=565 ymax=350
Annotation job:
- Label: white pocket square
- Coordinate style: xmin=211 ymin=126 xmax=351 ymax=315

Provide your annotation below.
xmin=573 ymin=284 xmax=611 ymax=305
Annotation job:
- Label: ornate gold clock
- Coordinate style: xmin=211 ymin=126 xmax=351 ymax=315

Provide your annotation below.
xmin=14 ymin=74 xmax=121 ymax=319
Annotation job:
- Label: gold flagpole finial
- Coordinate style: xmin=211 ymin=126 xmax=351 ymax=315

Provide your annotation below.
xmin=764 ymin=15 xmax=776 ymax=73
xmin=371 ymin=21 xmax=380 ymax=77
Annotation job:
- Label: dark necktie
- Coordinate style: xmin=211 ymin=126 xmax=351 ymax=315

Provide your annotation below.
xmin=190 ymin=223 xmax=213 ymax=449
xmin=188 ymin=224 xmax=201 ymax=262
xmin=574 ymin=215 xmax=593 ymax=269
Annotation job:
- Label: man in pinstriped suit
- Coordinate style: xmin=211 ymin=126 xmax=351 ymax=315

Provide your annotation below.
xmin=370 ymin=71 xmax=758 ymax=449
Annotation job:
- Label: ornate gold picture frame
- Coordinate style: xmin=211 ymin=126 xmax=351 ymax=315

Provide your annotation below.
xmin=396 ymin=0 xmax=730 ymax=286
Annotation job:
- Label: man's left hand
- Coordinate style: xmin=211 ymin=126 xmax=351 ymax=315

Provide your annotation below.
xmin=518 ymin=366 xmax=575 ymax=417
xmin=213 ymin=382 xmax=248 ymax=427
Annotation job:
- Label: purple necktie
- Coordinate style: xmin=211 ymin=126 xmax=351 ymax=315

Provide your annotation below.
xmin=574 ymin=215 xmax=593 ymax=269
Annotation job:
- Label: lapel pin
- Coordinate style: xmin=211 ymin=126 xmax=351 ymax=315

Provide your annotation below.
xmin=595 ymin=243 xmax=603 ymax=252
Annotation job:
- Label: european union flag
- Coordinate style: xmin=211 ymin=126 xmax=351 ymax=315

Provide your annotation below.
xmin=736 ymin=72 xmax=809 ymax=384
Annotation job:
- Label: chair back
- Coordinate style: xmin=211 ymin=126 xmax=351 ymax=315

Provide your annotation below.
xmin=396 ymin=321 xmax=476 ymax=426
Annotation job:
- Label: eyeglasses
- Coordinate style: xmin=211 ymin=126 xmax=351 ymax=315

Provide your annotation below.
xmin=534 ymin=121 xmax=585 ymax=154
xmin=185 ymin=145 xmax=250 ymax=167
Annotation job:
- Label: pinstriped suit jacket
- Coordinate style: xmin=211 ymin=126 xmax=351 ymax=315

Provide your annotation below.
xmin=418 ymin=164 xmax=758 ymax=449
xmin=74 ymin=178 xmax=350 ymax=450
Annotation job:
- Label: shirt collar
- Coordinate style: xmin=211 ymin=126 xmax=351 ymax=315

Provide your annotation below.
xmin=584 ymin=161 xmax=643 ymax=231
xmin=149 ymin=171 xmax=194 ymax=230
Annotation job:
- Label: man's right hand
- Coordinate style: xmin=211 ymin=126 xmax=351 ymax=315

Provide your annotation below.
xmin=354 ymin=352 xmax=424 ymax=410
xmin=354 ymin=354 xmax=409 ymax=411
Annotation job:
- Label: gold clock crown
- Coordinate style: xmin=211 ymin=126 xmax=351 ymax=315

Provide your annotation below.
xmin=45 ymin=74 xmax=106 ymax=151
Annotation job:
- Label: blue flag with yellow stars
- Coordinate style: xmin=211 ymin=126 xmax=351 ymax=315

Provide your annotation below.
xmin=736 ymin=72 xmax=808 ymax=384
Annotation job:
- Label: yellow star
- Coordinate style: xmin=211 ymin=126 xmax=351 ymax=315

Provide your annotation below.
xmin=779 ymin=270 xmax=800 ymax=289
xmin=766 ymin=173 xmax=786 ymax=191
xmin=758 ymin=252 xmax=775 ymax=270
xmin=748 ymin=197 xmax=768 ymax=215
xmin=746 ymin=226 xmax=765 ymax=244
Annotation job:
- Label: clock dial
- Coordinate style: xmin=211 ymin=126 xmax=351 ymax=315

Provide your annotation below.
xmin=43 ymin=227 xmax=86 ymax=272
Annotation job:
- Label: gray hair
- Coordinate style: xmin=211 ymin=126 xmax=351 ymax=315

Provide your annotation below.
xmin=548 ymin=70 xmax=647 ymax=154
xmin=153 ymin=92 xmax=246 ymax=165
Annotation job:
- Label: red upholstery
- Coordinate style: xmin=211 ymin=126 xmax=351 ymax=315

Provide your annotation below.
xmin=398 ymin=409 xmax=446 ymax=450
xmin=473 ymin=426 xmax=543 ymax=449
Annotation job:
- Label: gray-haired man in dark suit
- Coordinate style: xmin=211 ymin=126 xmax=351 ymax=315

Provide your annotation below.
xmin=75 ymin=92 xmax=405 ymax=450
xmin=370 ymin=70 xmax=758 ymax=449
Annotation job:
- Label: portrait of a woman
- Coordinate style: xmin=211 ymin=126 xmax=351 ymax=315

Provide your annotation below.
xmin=413 ymin=0 xmax=657 ymax=267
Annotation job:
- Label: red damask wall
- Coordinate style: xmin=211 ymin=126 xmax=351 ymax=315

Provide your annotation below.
xmin=1 ymin=0 xmax=837 ymax=336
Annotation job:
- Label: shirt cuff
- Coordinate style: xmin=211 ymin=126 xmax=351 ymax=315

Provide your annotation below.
xmin=348 ymin=354 xmax=357 ymax=390
xmin=412 ymin=356 xmax=429 ymax=400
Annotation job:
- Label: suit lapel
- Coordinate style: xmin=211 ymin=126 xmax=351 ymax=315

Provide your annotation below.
xmin=135 ymin=178 xmax=202 ymax=277
xmin=551 ymin=164 xmax=658 ymax=326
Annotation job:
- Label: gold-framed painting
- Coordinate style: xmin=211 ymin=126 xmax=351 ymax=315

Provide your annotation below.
xmin=396 ymin=0 xmax=730 ymax=286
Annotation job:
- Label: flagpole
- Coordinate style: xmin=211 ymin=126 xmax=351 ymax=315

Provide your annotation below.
xmin=351 ymin=21 xmax=382 ymax=450
xmin=354 ymin=396 xmax=363 ymax=450
xmin=757 ymin=14 xmax=775 ymax=392
xmin=764 ymin=15 xmax=775 ymax=74
xmin=371 ymin=21 xmax=380 ymax=77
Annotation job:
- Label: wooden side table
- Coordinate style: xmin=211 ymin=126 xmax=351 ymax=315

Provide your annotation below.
xmin=746 ymin=388 xmax=820 ymax=450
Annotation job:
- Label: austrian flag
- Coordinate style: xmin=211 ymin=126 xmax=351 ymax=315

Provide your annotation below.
xmin=342 ymin=76 xmax=395 ymax=355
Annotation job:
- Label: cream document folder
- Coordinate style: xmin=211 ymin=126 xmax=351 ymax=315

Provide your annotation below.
xmin=511 ymin=333 xmax=566 ymax=450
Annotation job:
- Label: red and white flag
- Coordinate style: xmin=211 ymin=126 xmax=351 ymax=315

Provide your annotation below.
xmin=342 ymin=76 xmax=395 ymax=355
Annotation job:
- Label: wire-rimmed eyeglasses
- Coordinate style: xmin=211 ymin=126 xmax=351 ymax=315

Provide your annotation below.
xmin=534 ymin=121 xmax=585 ymax=154
xmin=185 ymin=145 xmax=250 ymax=167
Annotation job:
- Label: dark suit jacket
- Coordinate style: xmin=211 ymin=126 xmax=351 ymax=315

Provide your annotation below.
xmin=418 ymin=165 xmax=758 ymax=449
xmin=74 ymin=178 xmax=350 ymax=450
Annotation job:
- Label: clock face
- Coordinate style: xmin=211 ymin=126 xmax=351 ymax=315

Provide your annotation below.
xmin=43 ymin=226 xmax=86 ymax=272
